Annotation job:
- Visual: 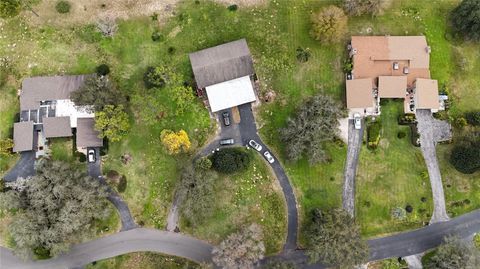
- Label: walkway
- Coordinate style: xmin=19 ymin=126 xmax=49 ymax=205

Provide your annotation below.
xmin=342 ymin=119 xmax=364 ymax=217
xmin=416 ymin=109 xmax=449 ymax=223
xmin=2 ymin=151 xmax=35 ymax=182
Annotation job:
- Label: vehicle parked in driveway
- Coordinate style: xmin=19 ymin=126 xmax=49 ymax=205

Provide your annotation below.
xmin=222 ymin=112 xmax=230 ymax=126
xmin=88 ymin=149 xmax=96 ymax=163
xmin=220 ymin=138 xmax=234 ymax=145
xmin=248 ymin=140 xmax=262 ymax=151
xmin=354 ymin=113 xmax=362 ymax=130
xmin=263 ymin=151 xmax=274 ymax=163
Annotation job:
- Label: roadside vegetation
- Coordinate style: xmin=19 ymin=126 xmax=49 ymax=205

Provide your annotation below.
xmin=86 ymin=252 xmax=202 ymax=269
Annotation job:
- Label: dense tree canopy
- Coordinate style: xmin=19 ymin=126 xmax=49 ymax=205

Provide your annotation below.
xmin=71 ymin=75 xmax=125 ymax=112
xmin=212 ymin=223 xmax=265 ymax=269
xmin=425 ymin=236 xmax=480 ymax=269
xmin=310 ymin=5 xmax=348 ymax=44
xmin=305 ymin=208 xmax=369 ymax=268
xmin=95 ymin=105 xmax=130 ymax=142
xmin=210 ymin=148 xmax=252 ymax=174
xmin=280 ymin=94 xmax=345 ymax=164
xmin=451 ymin=0 xmax=480 ymax=41
xmin=343 ymin=0 xmax=392 ymax=16
xmin=450 ymin=138 xmax=480 ymax=174
xmin=0 ymin=160 xmax=110 ymax=259
xmin=0 ymin=0 xmax=21 ymax=18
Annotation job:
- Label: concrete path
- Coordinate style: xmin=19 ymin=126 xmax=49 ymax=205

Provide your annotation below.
xmin=404 ymin=254 xmax=423 ymax=269
xmin=166 ymin=193 xmax=180 ymax=232
xmin=342 ymin=119 xmax=364 ymax=217
xmin=2 ymin=151 xmax=35 ymax=182
xmin=416 ymin=109 xmax=449 ymax=223
xmin=0 ymin=228 xmax=214 ymax=269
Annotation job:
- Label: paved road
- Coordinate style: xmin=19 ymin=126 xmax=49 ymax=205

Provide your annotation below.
xmin=416 ymin=110 xmax=449 ymax=223
xmin=0 ymin=228 xmax=214 ymax=269
xmin=342 ymin=119 xmax=364 ymax=217
xmin=2 ymin=151 xmax=35 ymax=182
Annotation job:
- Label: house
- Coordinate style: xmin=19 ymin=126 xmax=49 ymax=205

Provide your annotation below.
xmin=346 ymin=36 xmax=442 ymax=116
xmin=189 ymin=39 xmax=257 ymax=112
xmin=12 ymin=75 xmax=103 ymax=155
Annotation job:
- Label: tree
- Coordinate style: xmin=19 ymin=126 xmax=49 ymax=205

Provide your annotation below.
xmin=280 ymin=94 xmax=346 ymax=164
xmin=71 ymin=75 xmax=125 ymax=112
xmin=95 ymin=105 xmax=130 ymax=142
xmin=212 ymin=224 xmax=265 ymax=269
xmin=425 ymin=236 xmax=480 ymax=269
xmin=143 ymin=66 xmax=173 ymax=89
xmin=160 ymin=129 xmax=191 ymax=155
xmin=96 ymin=64 xmax=110 ymax=76
xmin=0 ymin=0 xmax=21 ymax=18
xmin=210 ymin=148 xmax=252 ymax=174
xmin=0 ymin=138 xmax=14 ymax=155
xmin=343 ymin=0 xmax=392 ymax=16
xmin=263 ymin=260 xmax=297 ymax=269
xmin=310 ymin=5 xmax=348 ymax=44
xmin=449 ymin=139 xmax=480 ymax=174
xmin=195 ymin=156 xmax=212 ymax=170
xmin=305 ymin=208 xmax=369 ymax=268
xmin=451 ymin=0 xmax=480 ymax=41
xmin=0 ymin=160 xmax=110 ymax=259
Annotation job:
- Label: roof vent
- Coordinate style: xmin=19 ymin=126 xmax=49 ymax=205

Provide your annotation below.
xmin=426 ymin=46 xmax=431 ymax=53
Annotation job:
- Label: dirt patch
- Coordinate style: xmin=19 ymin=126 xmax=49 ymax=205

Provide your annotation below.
xmin=214 ymin=0 xmax=267 ymax=7
xmin=24 ymin=0 xmax=179 ymax=27
xmin=231 ymin=106 xmax=241 ymax=124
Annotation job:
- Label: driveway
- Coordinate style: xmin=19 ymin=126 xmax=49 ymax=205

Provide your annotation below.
xmin=342 ymin=119 xmax=364 ymax=217
xmin=87 ymin=147 xmax=101 ymax=179
xmin=2 ymin=151 xmax=35 ymax=182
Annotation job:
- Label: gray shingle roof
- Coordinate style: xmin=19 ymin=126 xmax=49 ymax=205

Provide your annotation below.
xmin=13 ymin=121 xmax=34 ymax=152
xmin=189 ymin=39 xmax=255 ymax=89
xmin=43 ymin=117 xmax=72 ymax=138
xmin=20 ymin=75 xmax=88 ymax=110
xmin=76 ymin=118 xmax=103 ymax=148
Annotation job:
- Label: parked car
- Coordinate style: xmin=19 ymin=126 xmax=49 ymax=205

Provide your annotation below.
xmin=263 ymin=151 xmax=274 ymax=164
xmin=248 ymin=140 xmax=262 ymax=151
xmin=222 ymin=112 xmax=230 ymax=126
xmin=354 ymin=113 xmax=362 ymax=130
xmin=220 ymin=138 xmax=234 ymax=145
xmin=88 ymin=149 xmax=96 ymax=163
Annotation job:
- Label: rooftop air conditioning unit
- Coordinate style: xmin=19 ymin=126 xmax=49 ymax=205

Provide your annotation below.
xmin=403 ymin=66 xmax=409 ymax=74
xmin=393 ymin=62 xmax=399 ymax=70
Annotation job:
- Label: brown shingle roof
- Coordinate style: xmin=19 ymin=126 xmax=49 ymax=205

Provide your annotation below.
xmin=43 ymin=117 xmax=72 ymax=138
xmin=76 ymin=118 xmax=103 ymax=148
xmin=20 ymin=75 xmax=88 ymax=110
xmin=346 ymin=79 xmax=375 ymax=109
xmin=415 ymin=79 xmax=439 ymax=109
xmin=13 ymin=121 xmax=34 ymax=152
xmin=189 ymin=39 xmax=255 ymax=89
xmin=378 ymin=76 xmax=407 ymax=98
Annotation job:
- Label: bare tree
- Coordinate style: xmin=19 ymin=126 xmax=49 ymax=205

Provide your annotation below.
xmin=343 ymin=0 xmax=392 ymax=16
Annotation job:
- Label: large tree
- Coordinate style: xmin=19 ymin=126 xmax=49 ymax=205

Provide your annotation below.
xmin=0 ymin=160 xmax=110 ymax=259
xmin=71 ymin=75 xmax=125 ymax=112
xmin=451 ymin=0 xmax=480 ymax=41
xmin=280 ymin=94 xmax=345 ymax=164
xmin=95 ymin=105 xmax=130 ymax=142
xmin=310 ymin=5 xmax=348 ymax=44
xmin=305 ymin=208 xmax=369 ymax=268
xmin=425 ymin=236 xmax=480 ymax=269
xmin=343 ymin=0 xmax=392 ymax=16
xmin=212 ymin=224 xmax=265 ymax=269
xmin=450 ymin=139 xmax=480 ymax=174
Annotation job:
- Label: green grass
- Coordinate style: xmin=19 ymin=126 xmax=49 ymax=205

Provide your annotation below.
xmin=49 ymin=138 xmax=75 ymax=162
xmin=0 ymin=82 xmax=19 ymax=177
xmin=86 ymin=252 xmax=200 ymax=269
xmin=180 ymin=153 xmax=287 ymax=255
xmin=356 ymin=101 xmax=433 ymax=237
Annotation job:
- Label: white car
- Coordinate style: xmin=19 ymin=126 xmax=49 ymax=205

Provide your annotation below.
xmin=248 ymin=140 xmax=263 ymax=151
xmin=263 ymin=151 xmax=274 ymax=164
xmin=354 ymin=113 xmax=362 ymax=130
xmin=87 ymin=149 xmax=96 ymax=163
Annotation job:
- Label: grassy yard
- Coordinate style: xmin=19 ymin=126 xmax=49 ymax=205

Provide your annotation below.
xmin=180 ymin=153 xmax=287 ymax=255
xmin=86 ymin=252 xmax=200 ymax=269
xmin=48 ymin=138 xmax=75 ymax=162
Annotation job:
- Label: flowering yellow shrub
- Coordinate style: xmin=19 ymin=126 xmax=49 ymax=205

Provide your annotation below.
xmin=160 ymin=129 xmax=191 ymax=155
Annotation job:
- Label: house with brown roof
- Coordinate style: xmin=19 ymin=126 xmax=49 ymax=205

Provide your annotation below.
xmin=346 ymin=36 xmax=442 ymax=116
xmin=12 ymin=75 xmax=103 ymax=155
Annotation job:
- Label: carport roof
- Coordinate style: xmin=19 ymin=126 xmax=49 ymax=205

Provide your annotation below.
xmin=13 ymin=121 xmax=34 ymax=152
xmin=205 ymin=76 xmax=256 ymax=112
xmin=76 ymin=118 xmax=103 ymax=148
xmin=346 ymin=79 xmax=375 ymax=109
xmin=43 ymin=116 xmax=72 ymax=138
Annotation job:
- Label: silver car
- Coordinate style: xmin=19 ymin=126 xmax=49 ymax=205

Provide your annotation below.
xmin=354 ymin=113 xmax=362 ymax=130
xmin=88 ymin=149 xmax=96 ymax=163
xmin=263 ymin=151 xmax=274 ymax=163
xmin=248 ymin=140 xmax=262 ymax=151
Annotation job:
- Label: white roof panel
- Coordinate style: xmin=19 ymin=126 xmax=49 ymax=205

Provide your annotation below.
xmin=55 ymin=99 xmax=94 ymax=128
xmin=205 ymin=76 xmax=256 ymax=112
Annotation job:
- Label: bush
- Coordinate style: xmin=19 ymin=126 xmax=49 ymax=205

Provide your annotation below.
xmin=151 ymin=31 xmax=164 ymax=42
xmin=195 ymin=157 xmax=212 ymax=170
xmin=55 ymin=1 xmax=71 ymax=14
xmin=310 ymin=5 xmax=348 ymax=44
xmin=77 ymin=152 xmax=86 ymax=162
xmin=397 ymin=131 xmax=406 ymax=139
xmin=167 ymin=47 xmax=176 ymax=54
xmin=117 ymin=175 xmax=127 ymax=193
xmin=96 ymin=64 xmax=110 ymax=76
xmin=210 ymin=148 xmax=251 ymax=174
xmin=106 ymin=170 xmax=121 ymax=184
xmin=465 ymin=111 xmax=480 ymax=126
xmin=455 ymin=117 xmax=467 ymax=128
xmin=143 ymin=66 xmax=168 ymax=89
xmin=227 ymin=4 xmax=238 ymax=11
xmin=0 ymin=0 xmax=21 ymax=18
xmin=367 ymin=120 xmax=382 ymax=149
xmin=398 ymin=114 xmax=416 ymax=125
xmin=296 ymin=47 xmax=311 ymax=63
xmin=405 ymin=205 xmax=413 ymax=213
xmin=450 ymin=141 xmax=480 ymax=174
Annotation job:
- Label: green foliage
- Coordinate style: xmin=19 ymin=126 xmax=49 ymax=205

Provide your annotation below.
xmin=310 ymin=5 xmax=348 ymax=44
xmin=455 ymin=117 xmax=467 ymax=128
xmin=465 ymin=111 xmax=480 ymax=126
xmin=95 ymin=64 xmax=110 ymax=76
xmin=398 ymin=114 xmax=416 ymax=125
xmin=367 ymin=120 xmax=382 ymax=149
xmin=195 ymin=157 xmax=212 ymax=170
xmin=95 ymin=105 xmax=130 ymax=142
xmin=397 ymin=131 xmax=406 ymax=139
xmin=281 ymin=94 xmax=345 ymax=164
xmin=450 ymin=138 xmax=480 ymax=174
xmin=263 ymin=260 xmax=297 ymax=269
xmin=170 ymin=85 xmax=195 ymax=115
xmin=227 ymin=4 xmax=238 ymax=12
xmin=0 ymin=160 xmax=110 ymax=258
xmin=343 ymin=0 xmax=392 ymax=16
xmin=0 ymin=0 xmax=21 ymax=18
xmin=71 ymin=75 xmax=126 ymax=112
xmin=474 ymin=234 xmax=480 ymax=249
xmin=305 ymin=208 xmax=369 ymax=267
xmin=210 ymin=148 xmax=252 ymax=174
xmin=55 ymin=1 xmax=71 ymax=14
xmin=451 ymin=0 xmax=480 ymax=41
xmin=143 ymin=66 xmax=171 ymax=89
xmin=425 ymin=236 xmax=480 ymax=269
xmin=0 ymin=138 xmax=14 ymax=155
xmin=151 ymin=31 xmax=164 ymax=42
xmin=117 ymin=175 xmax=127 ymax=193
xmin=296 ymin=47 xmax=311 ymax=63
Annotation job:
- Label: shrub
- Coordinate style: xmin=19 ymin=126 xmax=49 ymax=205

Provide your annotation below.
xmin=421 ymin=197 xmax=427 ymax=203
xmin=0 ymin=138 xmax=14 ymax=155
xmin=210 ymin=148 xmax=251 ymax=174
xmin=296 ymin=47 xmax=311 ymax=63
xmin=391 ymin=207 xmax=406 ymax=220
xmin=405 ymin=205 xmax=413 ymax=213
xmin=55 ymin=1 xmax=71 ymax=14
xmin=167 ymin=47 xmax=176 ymax=54
xmin=117 ymin=175 xmax=127 ymax=193
xmin=465 ymin=111 xmax=480 ymax=126
xmin=367 ymin=120 xmax=382 ymax=149
xmin=227 ymin=4 xmax=238 ymax=11
xmin=106 ymin=170 xmax=120 ymax=184
xmin=455 ymin=117 xmax=467 ymax=128
xmin=397 ymin=131 xmax=406 ymax=139
xmin=0 ymin=0 xmax=21 ymax=18
xmin=343 ymin=0 xmax=392 ymax=16
xmin=96 ymin=64 xmax=110 ymax=76
xmin=160 ymin=129 xmax=191 ymax=155
xmin=398 ymin=114 xmax=416 ymax=124
xmin=151 ymin=31 xmax=164 ymax=42
xmin=143 ymin=66 xmax=173 ymax=89
xmin=310 ymin=5 xmax=348 ymax=44
xmin=450 ymin=141 xmax=480 ymax=174
xmin=77 ymin=152 xmax=86 ymax=163
xmin=195 ymin=157 xmax=212 ymax=170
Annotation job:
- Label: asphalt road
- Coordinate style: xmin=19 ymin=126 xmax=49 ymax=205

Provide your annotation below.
xmin=2 ymin=151 xmax=35 ymax=182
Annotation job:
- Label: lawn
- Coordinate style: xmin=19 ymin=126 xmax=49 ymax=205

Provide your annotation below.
xmin=180 ymin=153 xmax=287 ymax=255
xmin=86 ymin=252 xmax=200 ymax=269
xmin=48 ymin=138 xmax=75 ymax=162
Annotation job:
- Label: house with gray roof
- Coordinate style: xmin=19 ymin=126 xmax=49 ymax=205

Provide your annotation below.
xmin=189 ymin=39 xmax=258 ymax=112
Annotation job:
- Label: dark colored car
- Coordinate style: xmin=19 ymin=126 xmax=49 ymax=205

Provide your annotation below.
xmin=222 ymin=112 xmax=230 ymax=126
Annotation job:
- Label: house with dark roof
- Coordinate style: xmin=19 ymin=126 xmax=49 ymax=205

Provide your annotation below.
xmin=12 ymin=75 xmax=103 ymax=154
xmin=189 ymin=39 xmax=257 ymax=112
